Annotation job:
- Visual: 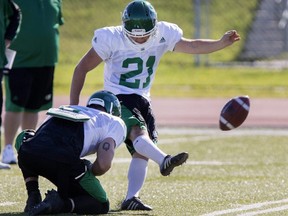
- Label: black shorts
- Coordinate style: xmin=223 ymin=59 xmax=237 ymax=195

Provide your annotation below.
xmin=4 ymin=66 xmax=54 ymax=112
xmin=116 ymin=94 xmax=158 ymax=154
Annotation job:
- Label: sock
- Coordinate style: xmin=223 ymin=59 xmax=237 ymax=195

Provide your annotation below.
xmin=125 ymin=158 xmax=148 ymax=200
xmin=133 ymin=135 xmax=166 ymax=165
xmin=26 ymin=181 xmax=40 ymax=195
xmin=6 ymin=144 xmax=12 ymax=149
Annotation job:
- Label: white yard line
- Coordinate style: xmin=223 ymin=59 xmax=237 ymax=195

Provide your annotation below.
xmin=0 ymin=202 xmax=17 ymax=207
xmin=201 ymin=199 xmax=288 ymax=216
xmin=83 ymin=157 xmax=251 ymax=166
xmin=238 ymin=204 xmax=288 ymax=216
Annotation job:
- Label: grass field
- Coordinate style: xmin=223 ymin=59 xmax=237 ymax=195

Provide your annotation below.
xmin=2 ymin=1 xmax=288 ymax=215
xmin=1 ymin=127 xmax=288 ymax=216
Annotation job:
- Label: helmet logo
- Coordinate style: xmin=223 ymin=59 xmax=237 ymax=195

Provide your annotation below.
xmin=132 ymin=29 xmax=146 ymax=33
xmin=88 ymin=98 xmax=105 ymax=107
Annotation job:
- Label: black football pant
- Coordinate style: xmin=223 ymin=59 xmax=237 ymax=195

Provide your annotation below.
xmin=18 ymin=150 xmax=109 ymax=214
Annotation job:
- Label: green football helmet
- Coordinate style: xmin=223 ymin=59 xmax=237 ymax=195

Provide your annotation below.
xmin=87 ymin=90 xmax=121 ymax=117
xmin=122 ymin=0 xmax=157 ymax=38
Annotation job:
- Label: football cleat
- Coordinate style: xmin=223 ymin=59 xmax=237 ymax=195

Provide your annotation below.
xmin=29 ymin=189 xmax=64 ymax=216
xmin=2 ymin=144 xmax=17 ymax=164
xmin=160 ymin=152 xmax=189 ymax=176
xmin=0 ymin=161 xmax=10 ymax=169
xmin=24 ymin=191 xmax=42 ymax=213
xmin=121 ymin=196 xmax=152 ymax=211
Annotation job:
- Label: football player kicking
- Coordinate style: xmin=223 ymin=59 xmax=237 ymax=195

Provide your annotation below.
xmin=16 ymin=90 xmax=126 ymax=215
xmin=70 ymin=0 xmax=240 ymax=211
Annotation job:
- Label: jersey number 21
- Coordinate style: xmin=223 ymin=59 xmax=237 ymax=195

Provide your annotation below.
xmin=120 ymin=56 xmax=155 ymax=89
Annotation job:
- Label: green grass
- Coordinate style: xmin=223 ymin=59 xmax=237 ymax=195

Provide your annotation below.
xmin=1 ymin=128 xmax=288 ymax=215
xmin=2 ymin=2 xmax=287 ymax=215
xmin=54 ymin=62 xmax=288 ymax=98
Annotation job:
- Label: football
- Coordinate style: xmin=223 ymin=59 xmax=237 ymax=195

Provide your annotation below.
xmin=219 ymin=96 xmax=250 ymax=131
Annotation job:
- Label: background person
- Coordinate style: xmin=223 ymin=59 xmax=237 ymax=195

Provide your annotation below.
xmin=2 ymin=0 xmax=64 ymax=164
xmin=70 ymin=0 xmax=240 ymax=210
xmin=16 ymin=90 xmax=126 ymax=215
xmin=0 ymin=0 xmax=21 ymax=169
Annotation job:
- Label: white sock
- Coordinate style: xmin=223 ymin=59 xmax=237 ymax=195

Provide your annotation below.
xmin=133 ymin=135 xmax=166 ymax=165
xmin=125 ymin=158 xmax=148 ymax=200
xmin=5 ymin=144 xmax=13 ymax=149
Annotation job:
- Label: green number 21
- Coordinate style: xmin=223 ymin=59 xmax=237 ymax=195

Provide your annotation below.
xmin=120 ymin=56 xmax=155 ymax=89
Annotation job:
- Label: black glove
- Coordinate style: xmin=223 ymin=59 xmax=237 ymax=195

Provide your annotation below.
xmin=15 ymin=129 xmax=36 ymax=152
xmin=22 ymin=129 xmax=36 ymax=142
xmin=82 ymin=159 xmax=93 ymax=172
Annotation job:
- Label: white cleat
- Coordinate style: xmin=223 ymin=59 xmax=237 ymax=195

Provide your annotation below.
xmin=0 ymin=161 xmax=11 ymax=169
xmin=2 ymin=144 xmax=17 ymax=164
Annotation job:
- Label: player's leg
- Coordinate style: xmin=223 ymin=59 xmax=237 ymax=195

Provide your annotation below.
xmin=18 ymin=149 xmax=42 ymax=212
xmin=140 ymin=96 xmax=189 ymax=176
xmin=120 ymin=94 xmax=189 ymax=171
xmin=21 ymin=112 xmax=38 ymax=130
xmin=30 ymin=164 xmax=110 ymax=215
xmin=16 ymin=129 xmax=59 ymax=213
xmin=0 ymin=70 xmax=2 ymax=152
xmin=22 ymin=66 xmax=53 ymax=130
xmin=3 ymin=68 xmax=31 ymax=164
xmin=25 ymin=65 xmax=54 ymax=109
xmin=0 ymin=81 xmax=11 ymax=167
xmin=121 ymin=150 xmax=152 ymax=210
xmin=0 ymin=71 xmax=11 ymax=169
xmin=19 ymin=117 xmax=82 ymax=216
xmin=131 ymin=126 xmax=189 ymax=176
xmin=74 ymin=170 xmax=110 ymax=214
xmin=2 ymin=111 xmax=21 ymax=164
xmin=118 ymin=94 xmax=189 ymax=210
xmin=117 ymin=94 xmax=164 ymax=210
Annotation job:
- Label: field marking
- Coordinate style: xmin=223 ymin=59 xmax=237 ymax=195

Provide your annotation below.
xmin=201 ymin=198 xmax=288 ymax=216
xmin=238 ymin=204 xmax=288 ymax=216
xmin=84 ymin=156 xmax=238 ymax=166
xmin=186 ymin=160 xmax=235 ymax=166
xmin=0 ymin=202 xmax=17 ymax=207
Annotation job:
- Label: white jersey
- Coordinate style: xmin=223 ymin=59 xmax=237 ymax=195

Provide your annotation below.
xmin=92 ymin=21 xmax=183 ymax=100
xmin=68 ymin=105 xmax=127 ymax=157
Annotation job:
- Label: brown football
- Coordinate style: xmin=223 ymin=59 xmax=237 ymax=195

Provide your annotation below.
xmin=219 ymin=96 xmax=250 ymax=131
